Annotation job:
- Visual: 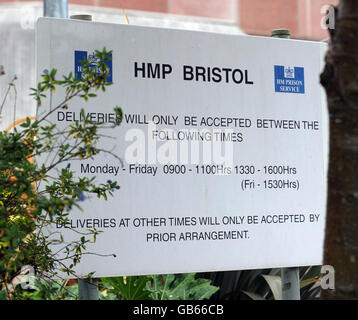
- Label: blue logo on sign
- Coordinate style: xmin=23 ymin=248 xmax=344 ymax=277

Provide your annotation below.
xmin=74 ymin=50 xmax=113 ymax=83
xmin=274 ymin=65 xmax=305 ymax=94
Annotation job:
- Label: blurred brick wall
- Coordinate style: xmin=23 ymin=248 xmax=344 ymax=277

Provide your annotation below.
xmin=238 ymin=0 xmax=338 ymax=40
xmin=2 ymin=0 xmax=339 ymax=40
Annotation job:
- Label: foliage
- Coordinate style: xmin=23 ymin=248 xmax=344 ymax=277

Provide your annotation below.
xmin=100 ymin=276 xmax=152 ymax=300
xmin=99 ymin=274 xmax=219 ymax=301
xmin=4 ymin=273 xmax=219 ymax=300
xmin=12 ymin=279 xmax=78 ymax=300
xmin=145 ymin=273 xmax=219 ymax=300
xmin=0 ymin=48 xmax=123 ymax=299
xmin=206 ymin=266 xmax=321 ymax=300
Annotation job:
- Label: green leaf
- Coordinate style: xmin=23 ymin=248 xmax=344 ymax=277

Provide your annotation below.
xmin=50 ymin=69 xmax=57 ymax=78
xmin=101 ymin=276 xmax=151 ymax=300
xmin=146 ymin=273 xmax=218 ymax=300
xmin=300 ymin=277 xmax=319 ymax=289
xmin=242 ymin=290 xmax=266 ymax=300
xmin=262 ymin=275 xmax=282 ymax=300
xmin=0 ymin=289 xmax=7 ymax=300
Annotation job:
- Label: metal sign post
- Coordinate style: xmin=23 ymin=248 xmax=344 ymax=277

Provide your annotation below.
xmin=78 ymin=278 xmax=99 ymax=300
xmin=69 ymin=13 xmax=98 ymax=301
xmin=43 ymin=2 xmax=98 ymax=300
xmin=44 ymin=0 xmax=68 ymax=18
xmin=271 ymin=28 xmax=301 ymax=301
xmin=281 ymin=267 xmax=300 ymax=300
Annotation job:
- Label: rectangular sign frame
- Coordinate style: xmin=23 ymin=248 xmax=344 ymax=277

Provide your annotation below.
xmin=36 ymin=17 xmax=328 ymax=278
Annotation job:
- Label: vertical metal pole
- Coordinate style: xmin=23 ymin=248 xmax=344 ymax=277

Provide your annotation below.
xmin=68 ymin=13 xmax=97 ymax=300
xmin=281 ymin=267 xmax=300 ymax=300
xmin=78 ymin=278 xmax=99 ymax=300
xmin=44 ymin=0 xmax=68 ymax=18
xmin=42 ymin=0 xmax=98 ymax=301
xmin=271 ymin=28 xmax=301 ymax=301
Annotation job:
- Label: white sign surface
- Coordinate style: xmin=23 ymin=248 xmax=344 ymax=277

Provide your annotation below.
xmin=36 ymin=18 xmax=327 ymax=278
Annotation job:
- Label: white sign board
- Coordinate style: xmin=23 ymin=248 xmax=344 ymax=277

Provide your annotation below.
xmin=36 ymin=18 xmax=327 ymax=278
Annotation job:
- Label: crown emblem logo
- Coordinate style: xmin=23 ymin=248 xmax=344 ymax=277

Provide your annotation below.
xmin=88 ymin=52 xmax=100 ymax=65
xmin=284 ymin=66 xmax=295 ymax=79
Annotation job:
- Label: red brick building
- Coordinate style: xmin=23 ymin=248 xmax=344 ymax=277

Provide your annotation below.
xmin=2 ymin=0 xmax=338 ymax=40
xmin=67 ymin=0 xmax=337 ymax=40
